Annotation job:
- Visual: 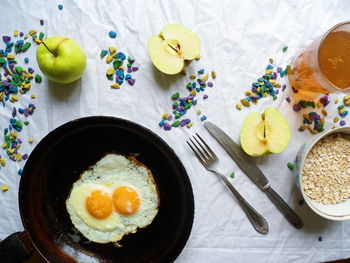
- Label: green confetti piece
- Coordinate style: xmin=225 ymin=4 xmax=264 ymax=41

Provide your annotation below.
xmin=39 ymin=32 xmax=44 ymax=41
xmin=15 ymin=121 xmax=23 ymax=129
xmin=171 ymin=92 xmax=180 ymax=100
xmin=287 ymin=162 xmax=294 ymax=170
xmin=186 ymin=82 xmax=193 ymax=90
xmin=282 ymin=46 xmax=288 ymax=52
xmin=113 ymin=59 xmax=123 ymax=69
xmin=127 ymin=56 xmax=134 ymax=63
xmin=21 ymin=42 xmax=31 ymax=52
xmin=229 ymin=172 xmax=235 ymax=178
xmin=15 ymin=66 xmax=23 ymax=74
xmin=171 ymin=120 xmax=180 ymax=127
xmin=35 ymin=74 xmax=42 ymax=83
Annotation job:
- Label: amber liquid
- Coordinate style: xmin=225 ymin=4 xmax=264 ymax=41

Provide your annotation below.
xmin=289 ymin=30 xmax=350 ymax=101
xmin=319 ymin=31 xmax=350 ymax=89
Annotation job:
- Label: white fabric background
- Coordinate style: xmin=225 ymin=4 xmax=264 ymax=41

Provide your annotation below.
xmin=1 ymin=0 xmax=350 ymax=262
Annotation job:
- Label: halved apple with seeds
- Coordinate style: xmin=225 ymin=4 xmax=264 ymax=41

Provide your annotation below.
xmin=148 ymin=24 xmax=201 ymax=75
xmin=240 ymin=108 xmax=290 ymax=156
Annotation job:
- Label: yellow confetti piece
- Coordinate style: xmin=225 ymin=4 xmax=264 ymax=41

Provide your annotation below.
xmin=1 ymin=185 xmax=8 ymax=192
xmin=0 ymin=158 xmax=6 ymax=166
xmin=316 ymin=101 xmax=323 ymax=108
xmin=16 ymin=153 xmax=22 ymax=162
xmin=106 ymin=67 xmax=114 ymax=76
xmin=265 ymin=69 xmax=273 ymax=75
xmin=31 ymin=94 xmax=36 ymax=99
xmin=201 ymin=74 xmax=209 ymax=82
xmin=190 ymin=90 xmax=197 ymax=96
xmin=186 ymin=122 xmax=193 ymax=128
xmin=29 ymin=138 xmax=34 ymax=143
xmin=105 ymin=56 xmax=113 ymax=64
xmin=269 ymin=58 xmax=274 ymax=64
xmin=190 ymin=75 xmax=196 ymax=80
xmin=197 ymin=110 xmax=202 ymax=115
xmin=118 ymin=66 xmax=124 ymax=71
xmin=307 ymin=126 xmax=318 ymax=134
xmin=211 ymin=71 xmax=216 ymax=79
xmin=109 ymin=46 xmax=117 ymax=55
xmin=29 ymin=30 xmax=37 ymax=35
xmin=162 ymin=113 xmax=169 ymax=120
xmin=8 ymin=148 xmax=14 ymax=154
xmin=10 ymin=95 xmax=18 ymax=102
xmin=344 ymin=96 xmax=350 ymax=106
xmin=2 ymin=143 xmax=7 ymax=149
xmin=236 ymin=104 xmax=242 ymax=110
xmin=333 ymin=117 xmax=339 ymax=123
xmin=334 ymin=99 xmax=339 ymax=104
xmin=299 ymin=124 xmax=307 ymax=131
xmin=7 ymin=54 xmax=15 ymax=60
xmin=14 ymin=30 xmax=19 ymax=37
xmin=24 ymin=34 xmax=28 ymax=40
xmin=245 ymin=90 xmax=254 ymax=97
xmin=321 ymin=109 xmax=328 ymax=116
xmin=241 ymin=98 xmax=251 ymax=107
xmin=34 ymin=38 xmax=42 ymax=44
xmin=110 ymin=83 xmax=120 ymax=89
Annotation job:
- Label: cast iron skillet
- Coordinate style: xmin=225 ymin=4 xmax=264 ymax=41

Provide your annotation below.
xmin=0 ymin=116 xmax=195 ymax=263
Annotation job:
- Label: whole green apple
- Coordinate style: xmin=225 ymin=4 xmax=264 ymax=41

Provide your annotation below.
xmin=36 ymin=36 xmax=87 ymax=84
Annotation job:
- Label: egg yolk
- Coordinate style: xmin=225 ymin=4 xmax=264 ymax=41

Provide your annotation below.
xmin=86 ymin=190 xmax=113 ymax=219
xmin=113 ymin=186 xmax=140 ymax=216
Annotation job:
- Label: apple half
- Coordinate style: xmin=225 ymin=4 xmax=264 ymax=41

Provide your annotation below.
xmin=148 ymin=24 xmax=201 ymax=75
xmin=240 ymin=108 xmax=290 ymax=156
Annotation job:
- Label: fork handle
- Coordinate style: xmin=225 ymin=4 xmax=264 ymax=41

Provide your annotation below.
xmin=219 ymin=174 xmax=269 ymax=235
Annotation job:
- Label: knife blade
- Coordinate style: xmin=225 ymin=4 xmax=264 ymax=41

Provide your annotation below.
xmin=204 ymin=121 xmax=303 ymax=229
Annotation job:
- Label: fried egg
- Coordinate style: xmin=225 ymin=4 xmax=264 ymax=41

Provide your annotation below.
xmin=66 ymin=154 xmax=159 ymax=244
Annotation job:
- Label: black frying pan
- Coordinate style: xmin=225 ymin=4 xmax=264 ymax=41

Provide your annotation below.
xmin=0 ymin=116 xmax=194 ymax=263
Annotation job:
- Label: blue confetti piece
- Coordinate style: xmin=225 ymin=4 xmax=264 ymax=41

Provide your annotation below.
xmin=109 ymin=31 xmax=117 ymax=38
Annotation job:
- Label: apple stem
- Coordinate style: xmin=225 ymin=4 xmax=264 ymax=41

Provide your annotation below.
xmin=41 ymin=41 xmax=57 ymax=57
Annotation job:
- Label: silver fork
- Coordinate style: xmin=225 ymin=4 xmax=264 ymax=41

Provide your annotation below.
xmin=187 ymin=133 xmax=269 ymax=235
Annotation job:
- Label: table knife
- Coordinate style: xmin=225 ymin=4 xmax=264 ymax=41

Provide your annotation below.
xmin=204 ymin=121 xmax=303 ymax=229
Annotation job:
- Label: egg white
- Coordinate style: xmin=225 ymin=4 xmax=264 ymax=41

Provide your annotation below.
xmin=66 ymin=154 xmax=159 ymax=244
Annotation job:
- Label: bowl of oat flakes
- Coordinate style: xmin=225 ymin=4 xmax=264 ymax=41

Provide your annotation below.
xmin=294 ymin=127 xmax=350 ymax=220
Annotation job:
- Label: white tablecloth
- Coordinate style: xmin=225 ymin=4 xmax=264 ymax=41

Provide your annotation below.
xmin=1 ymin=0 xmax=350 ymax=262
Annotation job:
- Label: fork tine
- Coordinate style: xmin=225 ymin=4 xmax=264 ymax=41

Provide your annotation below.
xmin=186 ymin=140 xmax=207 ymax=166
xmin=187 ymin=138 xmax=208 ymax=166
xmin=195 ymin=133 xmax=217 ymax=158
xmin=193 ymin=135 xmax=212 ymax=159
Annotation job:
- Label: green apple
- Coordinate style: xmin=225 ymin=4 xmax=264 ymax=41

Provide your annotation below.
xmin=36 ymin=36 xmax=87 ymax=84
xmin=148 ymin=24 xmax=201 ymax=75
xmin=240 ymin=108 xmax=290 ymax=156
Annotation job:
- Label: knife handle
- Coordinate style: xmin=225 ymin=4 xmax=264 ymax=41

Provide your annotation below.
xmin=265 ymin=186 xmax=303 ymax=229
xmin=220 ymin=175 xmax=269 ymax=235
